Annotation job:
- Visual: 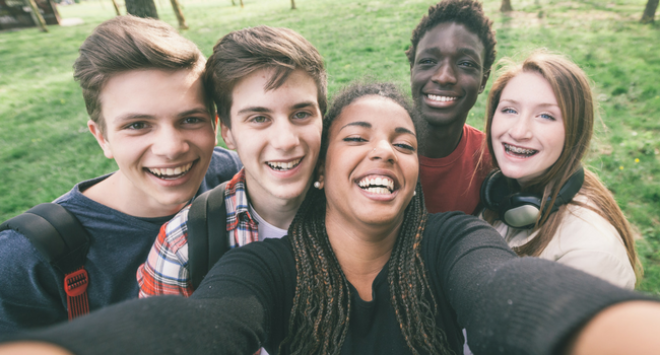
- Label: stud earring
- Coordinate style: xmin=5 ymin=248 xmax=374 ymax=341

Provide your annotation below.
xmin=413 ymin=190 xmax=417 ymax=196
xmin=314 ymin=181 xmax=321 ymax=189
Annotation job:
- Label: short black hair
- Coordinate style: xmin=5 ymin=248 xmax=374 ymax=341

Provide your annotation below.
xmin=406 ymin=0 xmax=497 ymax=74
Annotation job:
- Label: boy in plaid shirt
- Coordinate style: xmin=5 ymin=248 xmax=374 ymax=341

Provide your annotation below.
xmin=137 ymin=26 xmax=327 ymax=298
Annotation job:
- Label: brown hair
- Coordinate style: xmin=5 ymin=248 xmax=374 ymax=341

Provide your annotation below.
xmin=281 ymin=83 xmax=451 ymax=355
xmin=406 ymin=0 xmax=497 ymax=74
xmin=73 ymin=15 xmax=208 ymax=134
xmin=204 ymin=25 xmax=327 ymax=127
xmin=481 ymin=51 xmax=641 ymax=277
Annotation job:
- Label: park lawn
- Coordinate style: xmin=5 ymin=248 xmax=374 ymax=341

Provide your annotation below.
xmin=0 ymin=0 xmax=658 ymax=293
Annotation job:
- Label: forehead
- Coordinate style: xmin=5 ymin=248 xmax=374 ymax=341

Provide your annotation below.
xmin=332 ymin=96 xmax=415 ymax=134
xmin=415 ymin=22 xmax=485 ymax=61
xmin=99 ymin=69 xmax=206 ymax=120
xmin=501 ymin=72 xmax=557 ymax=104
xmin=230 ymin=69 xmax=319 ymax=110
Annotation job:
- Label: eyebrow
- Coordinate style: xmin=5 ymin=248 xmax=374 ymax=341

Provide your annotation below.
xmin=115 ymin=107 xmax=209 ymax=123
xmin=499 ymin=99 xmax=560 ymax=108
xmin=236 ymin=101 xmax=318 ymax=115
xmin=418 ymin=47 xmax=482 ymax=60
xmin=339 ymin=121 xmax=371 ymax=131
xmin=339 ymin=121 xmax=416 ymax=136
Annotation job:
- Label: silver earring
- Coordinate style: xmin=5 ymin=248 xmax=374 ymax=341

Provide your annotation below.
xmin=413 ymin=190 xmax=417 ymax=196
xmin=314 ymin=181 xmax=321 ymax=189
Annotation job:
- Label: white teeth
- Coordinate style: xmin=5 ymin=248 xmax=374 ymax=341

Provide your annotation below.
xmin=148 ymin=162 xmax=193 ymax=179
xmin=358 ymin=176 xmax=395 ymax=193
xmin=427 ymin=94 xmax=457 ymax=102
xmin=504 ymin=143 xmax=537 ymax=156
xmin=267 ymin=158 xmax=302 ymax=171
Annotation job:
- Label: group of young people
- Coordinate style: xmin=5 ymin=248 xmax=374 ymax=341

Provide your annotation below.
xmin=1 ymin=0 xmax=659 ymax=354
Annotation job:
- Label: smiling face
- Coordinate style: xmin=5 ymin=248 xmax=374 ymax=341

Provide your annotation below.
xmin=410 ymin=22 xmax=489 ymax=130
xmin=491 ymin=72 xmax=566 ymax=186
xmin=323 ymin=95 xmax=418 ymax=228
xmin=221 ymin=69 xmax=322 ymax=204
xmin=89 ymin=68 xmax=217 ymax=215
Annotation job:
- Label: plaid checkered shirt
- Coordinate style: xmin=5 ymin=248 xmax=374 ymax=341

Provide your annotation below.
xmin=137 ymin=169 xmax=259 ymax=297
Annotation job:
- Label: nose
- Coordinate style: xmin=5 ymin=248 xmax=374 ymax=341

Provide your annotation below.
xmin=151 ymin=125 xmax=190 ymax=159
xmin=269 ymin=119 xmax=300 ymax=152
xmin=431 ymin=61 xmax=457 ymax=86
xmin=508 ymin=116 xmax=533 ymax=141
xmin=369 ymin=139 xmax=397 ymax=163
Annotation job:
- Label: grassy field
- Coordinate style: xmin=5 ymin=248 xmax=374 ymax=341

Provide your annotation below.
xmin=1 ymin=0 xmax=658 ymax=293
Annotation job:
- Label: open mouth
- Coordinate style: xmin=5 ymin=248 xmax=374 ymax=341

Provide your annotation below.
xmin=266 ymin=157 xmax=303 ymax=171
xmin=426 ymin=94 xmax=458 ymax=103
xmin=504 ymin=143 xmax=538 ymax=158
xmin=357 ymin=175 xmax=395 ymax=195
xmin=146 ymin=161 xmax=195 ymax=180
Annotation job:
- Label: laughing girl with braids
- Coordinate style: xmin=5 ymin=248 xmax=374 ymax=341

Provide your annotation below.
xmin=3 ymin=83 xmax=660 ymax=355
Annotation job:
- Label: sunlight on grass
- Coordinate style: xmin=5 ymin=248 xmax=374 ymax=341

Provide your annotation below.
xmin=1 ymin=0 xmax=659 ymax=293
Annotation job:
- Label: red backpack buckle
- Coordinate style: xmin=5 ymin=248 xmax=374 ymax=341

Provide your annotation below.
xmin=64 ymin=268 xmax=89 ymax=297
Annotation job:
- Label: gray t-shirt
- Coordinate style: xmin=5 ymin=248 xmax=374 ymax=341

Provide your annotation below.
xmin=0 ymin=147 xmax=241 ymax=334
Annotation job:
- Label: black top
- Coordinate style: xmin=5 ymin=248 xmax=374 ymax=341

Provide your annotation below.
xmin=4 ymin=213 xmax=648 ymax=355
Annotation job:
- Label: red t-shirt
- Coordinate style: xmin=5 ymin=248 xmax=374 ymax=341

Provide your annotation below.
xmin=419 ymin=124 xmax=492 ymax=215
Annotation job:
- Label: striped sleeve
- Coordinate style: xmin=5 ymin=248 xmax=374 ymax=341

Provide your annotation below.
xmin=137 ymin=206 xmax=194 ymax=298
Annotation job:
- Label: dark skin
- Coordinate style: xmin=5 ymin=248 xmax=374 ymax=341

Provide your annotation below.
xmin=410 ymin=22 xmax=490 ymax=158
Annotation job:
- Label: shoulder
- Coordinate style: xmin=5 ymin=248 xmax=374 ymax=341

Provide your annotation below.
xmin=210 ymin=147 xmax=242 ymax=169
xmin=557 ymin=195 xmax=626 ymax=251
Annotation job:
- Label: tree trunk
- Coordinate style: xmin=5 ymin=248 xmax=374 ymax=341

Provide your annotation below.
xmin=501 ymin=0 xmax=513 ymax=12
xmin=26 ymin=0 xmax=48 ymax=32
xmin=170 ymin=0 xmax=188 ymax=29
xmin=641 ymin=0 xmax=659 ymax=23
xmin=111 ymin=0 xmax=121 ymax=16
xmin=125 ymin=0 xmax=159 ymax=19
xmin=291 ymin=0 xmax=296 ymax=9
xmin=239 ymin=0 xmax=243 ymax=8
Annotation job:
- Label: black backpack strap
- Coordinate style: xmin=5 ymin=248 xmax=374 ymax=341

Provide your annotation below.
xmin=188 ymin=182 xmax=229 ymax=290
xmin=0 ymin=203 xmax=91 ymax=319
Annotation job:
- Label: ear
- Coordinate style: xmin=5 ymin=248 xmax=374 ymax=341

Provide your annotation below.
xmin=213 ymin=114 xmax=219 ymax=146
xmin=315 ymin=161 xmax=325 ymax=189
xmin=478 ymin=70 xmax=491 ymax=94
xmin=220 ymin=118 xmax=236 ymax=150
xmin=88 ymin=120 xmax=113 ymax=159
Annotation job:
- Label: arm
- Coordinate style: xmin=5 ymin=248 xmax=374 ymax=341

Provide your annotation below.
xmin=137 ymin=208 xmax=194 ymax=297
xmin=1 ymin=238 xmax=295 ymax=355
xmin=425 ymin=213 xmax=656 ymax=355
xmin=0 ymin=230 xmax=67 ymax=333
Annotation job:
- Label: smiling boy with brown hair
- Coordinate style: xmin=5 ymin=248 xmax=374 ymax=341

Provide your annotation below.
xmin=407 ymin=0 xmax=497 ymax=215
xmin=0 ymin=15 xmax=241 ymax=333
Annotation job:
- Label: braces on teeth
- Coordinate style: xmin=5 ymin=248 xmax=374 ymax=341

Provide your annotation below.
xmin=505 ymin=143 xmax=537 ymax=155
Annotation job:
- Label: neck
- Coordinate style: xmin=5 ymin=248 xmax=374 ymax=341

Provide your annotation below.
xmin=82 ymin=171 xmax=185 ymax=218
xmin=248 ymin=186 xmax=307 ymax=231
xmin=325 ymin=208 xmax=402 ymax=301
xmin=418 ymin=120 xmax=465 ymax=158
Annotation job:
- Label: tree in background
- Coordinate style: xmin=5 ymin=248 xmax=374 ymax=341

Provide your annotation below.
xmin=291 ymin=0 xmax=296 ymax=9
xmin=111 ymin=0 xmax=121 ymax=16
xmin=126 ymin=0 xmax=158 ymax=19
xmin=26 ymin=0 xmax=48 ymax=31
xmin=170 ymin=0 xmax=188 ymax=29
xmin=641 ymin=0 xmax=658 ymax=23
xmin=501 ymin=0 xmax=513 ymax=12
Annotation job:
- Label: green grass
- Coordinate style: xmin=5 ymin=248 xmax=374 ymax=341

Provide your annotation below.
xmin=1 ymin=0 xmax=659 ymax=293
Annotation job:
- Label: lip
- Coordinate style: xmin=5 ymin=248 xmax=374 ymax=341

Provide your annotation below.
xmin=354 ymin=170 xmax=401 ymax=202
xmin=264 ymin=155 xmax=305 ymax=179
xmin=144 ymin=159 xmax=198 ymax=187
